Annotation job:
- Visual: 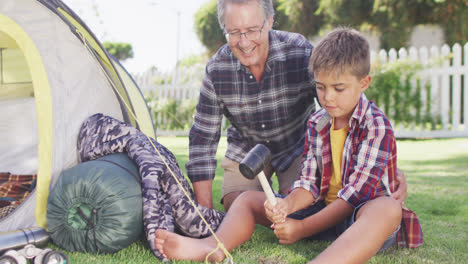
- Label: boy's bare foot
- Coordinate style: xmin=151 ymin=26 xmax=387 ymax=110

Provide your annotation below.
xmin=155 ymin=229 xmax=225 ymax=262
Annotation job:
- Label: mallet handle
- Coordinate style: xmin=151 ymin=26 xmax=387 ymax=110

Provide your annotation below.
xmin=257 ymin=171 xmax=277 ymax=206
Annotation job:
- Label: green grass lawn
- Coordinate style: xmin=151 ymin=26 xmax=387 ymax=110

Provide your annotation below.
xmin=59 ymin=137 xmax=467 ymax=263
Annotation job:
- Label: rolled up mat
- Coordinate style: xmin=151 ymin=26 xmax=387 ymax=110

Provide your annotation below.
xmin=46 ymin=153 xmax=142 ymax=253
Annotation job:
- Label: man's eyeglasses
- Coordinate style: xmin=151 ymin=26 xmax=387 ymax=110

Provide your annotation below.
xmin=224 ymin=21 xmax=266 ymax=43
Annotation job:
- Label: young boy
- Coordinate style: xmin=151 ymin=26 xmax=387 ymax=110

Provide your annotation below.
xmin=154 ymin=27 xmax=422 ymax=263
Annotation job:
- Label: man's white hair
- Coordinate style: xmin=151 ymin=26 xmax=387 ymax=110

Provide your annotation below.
xmin=217 ymin=0 xmax=275 ymax=30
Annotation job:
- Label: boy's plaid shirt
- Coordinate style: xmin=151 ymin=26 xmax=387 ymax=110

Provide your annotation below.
xmin=186 ymin=30 xmax=316 ymax=182
xmin=292 ymin=94 xmax=423 ymax=248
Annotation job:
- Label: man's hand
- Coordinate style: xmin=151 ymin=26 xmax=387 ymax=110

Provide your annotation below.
xmin=273 ymin=218 xmax=304 ymax=245
xmin=392 ymin=169 xmax=408 ymax=204
xmin=264 ymin=197 xmax=288 ymax=225
xmin=193 ymin=180 xmax=213 ymax=209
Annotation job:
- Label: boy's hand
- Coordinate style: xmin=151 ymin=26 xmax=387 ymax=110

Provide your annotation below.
xmin=273 ymin=218 xmax=304 ymax=245
xmin=264 ymin=198 xmax=288 ymax=225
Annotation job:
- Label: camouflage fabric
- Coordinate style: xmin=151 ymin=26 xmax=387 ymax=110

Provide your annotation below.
xmin=77 ymin=114 xmax=225 ymax=260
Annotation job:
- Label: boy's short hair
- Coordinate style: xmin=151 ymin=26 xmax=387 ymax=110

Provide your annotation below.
xmin=310 ymin=27 xmax=370 ymax=79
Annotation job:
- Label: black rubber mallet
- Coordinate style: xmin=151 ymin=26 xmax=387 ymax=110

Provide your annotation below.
xmin=239 ymin=144 xmax=277 ymax=205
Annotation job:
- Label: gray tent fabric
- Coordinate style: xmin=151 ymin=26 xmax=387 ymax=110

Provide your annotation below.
xmin=0 ymin=0 xmax=155 ymax=232
xmin=47 ymin=153 xmax=143 ymax=253
xmin=77 ymin=114 xmax=225 ymax=260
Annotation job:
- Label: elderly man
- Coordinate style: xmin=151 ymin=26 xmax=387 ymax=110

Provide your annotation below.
xmin=186 ymin=0 xmax=407 ymax=211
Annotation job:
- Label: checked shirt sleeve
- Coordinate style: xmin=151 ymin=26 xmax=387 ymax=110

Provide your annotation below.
xmin=186 ymin=72 xmax=223 ymax=182
xmin=292 ymin=122 xmax=320 ymax=200
xmin=338 ymin=117 xmax=396 ymax=207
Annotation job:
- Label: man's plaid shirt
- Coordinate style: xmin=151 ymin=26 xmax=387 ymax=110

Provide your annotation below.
xmin=293 ymin=94 xmax=423 ymax=248
xmin=186 ymin=30 xmax=316 ymax=182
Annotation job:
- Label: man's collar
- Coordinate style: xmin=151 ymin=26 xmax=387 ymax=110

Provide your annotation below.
xmin=265 ymin=30 xmax=287 ymax=71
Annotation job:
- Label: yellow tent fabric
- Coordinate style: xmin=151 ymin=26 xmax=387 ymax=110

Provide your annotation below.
xmin=0 ymin=14 xmax=53 ymax=229
xmin=58 ymin=7 xmax=155 ymax=138
xmin=59 ymin=8 xmax=139 ymax=130
xmin=0 ymin=0 xmax=155 ymax=232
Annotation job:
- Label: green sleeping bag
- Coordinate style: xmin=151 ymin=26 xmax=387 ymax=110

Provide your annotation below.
xmin=47 ymin=153 xmax=143 ymax=253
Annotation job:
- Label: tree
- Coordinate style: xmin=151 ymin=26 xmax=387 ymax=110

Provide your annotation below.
xmin=368 ymin=0 xmax=438 ymax=49
xmin=102 ymin=42 xmax=134 ymax=61
xmin=87 ymin=0 xmax=134 ymax=61
xmin=429 ymin=0 xmax=468 ymax=46
xmin=193 ymin=0 xmax=324 ymax=54
xmin=194 ymin=0 xmax=467 ymax=52
xmin=275 ymin=0 xmax=325 ymax=38
xmin=316 ymin=0 xmax=467 ymax=49
xmin=194 ymin=0 xmax=225 ymax=55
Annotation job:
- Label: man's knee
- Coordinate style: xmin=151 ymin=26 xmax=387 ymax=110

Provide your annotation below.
xmin=223 ymin=191 xmax=243 ymax=211
xmin=221 ymin=157 xmax=263 ymax=211
xmin=237 ymin=191 xmax=269 ymax=221
xmin=279 ymin=187 xmax=290 ymax=195
xmin=277 ymin=154 xmax=302 ymax=194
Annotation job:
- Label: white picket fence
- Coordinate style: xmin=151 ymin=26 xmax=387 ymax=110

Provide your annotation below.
xmin=371 ymin=43 xmax=468 ymax=138
xmin=133 ymin=65 xmax=204 ymax=102
xmin=134 ymin=43 xmax=468 ymax=138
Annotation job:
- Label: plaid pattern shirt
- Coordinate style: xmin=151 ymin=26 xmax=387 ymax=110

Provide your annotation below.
xmin=292 ymin=94 xmax=423 ymax=248
xmin=187 ymin=30 xmax=316 ymax=182
xmin=0 ymin=172 xmax=37 ymax=219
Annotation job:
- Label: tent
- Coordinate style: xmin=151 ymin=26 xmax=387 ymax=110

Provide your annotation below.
xmin=0 ymin=0 xmax=156 ymax=232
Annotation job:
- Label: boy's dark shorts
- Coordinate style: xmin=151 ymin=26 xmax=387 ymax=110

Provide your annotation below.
xmin=285 ymin=199 xmax=399 ymax=252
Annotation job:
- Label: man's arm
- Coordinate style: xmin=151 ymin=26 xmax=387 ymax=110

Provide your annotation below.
xmin=392 ymin=168 xmax=408 ymax=203
xmin=193 ymin=180 xmax=213 ymax=209
xmin=186 ymin=71 xmax=223 ymax=209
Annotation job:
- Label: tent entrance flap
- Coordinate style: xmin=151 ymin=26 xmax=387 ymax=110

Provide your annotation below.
xmin=0 ymin=31 xmax=33 ymax=99
xmin=0 ymin=29 xmax=37 ymax=175
xmin=0 ymin=0 xmax=155 ymax=232
xmin=0 ymin=29 xmax=38 ymax=227
xmin=0 ymin=13 xmax=53 ymax=230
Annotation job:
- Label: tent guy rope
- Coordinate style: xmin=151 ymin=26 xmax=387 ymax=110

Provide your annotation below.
xmin=76 ymin=28 xmax=234 ymax=264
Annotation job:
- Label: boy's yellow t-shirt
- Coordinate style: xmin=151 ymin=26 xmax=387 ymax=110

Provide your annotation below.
xmin=325 ymin=118 xmax=349 ymax=205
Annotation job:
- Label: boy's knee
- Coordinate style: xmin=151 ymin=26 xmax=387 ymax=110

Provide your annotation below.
xmin=359 ymin=197 xmax=402 ymax=225
xmin=386 ymin=197 xmax=401 ymax=221
xmin=237 ymin=190 xmax=264 ymax=202
xmin=375 ymin=197 xmax=402 ymax=224
xmin=236 ymin=191 xmax=267 ymax=210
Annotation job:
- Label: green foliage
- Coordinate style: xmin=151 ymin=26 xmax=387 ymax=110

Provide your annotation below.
xmin=194 ymin=0 xmax=467 ymax=53
xmin=275 ymin=0 xmax=325 ymax=37
xmin=194 ymin=0 xmax=225 ymax=56
xmin=366 ymin=55 xmax=448 ymax=129
xmin=145 ymin=89 xmax=232 ymax=132
xmin=430 ymin=0 xmax=468 ymax=46
xmin=103 ymin=41 xmax=134 ymax=61
xmin=317 ymin=0 xmax=467 ymax=49
xmin=271 ymin=0 xmax=289 ymax=29
xmin=145 ymin=92 xmax=197 ymax=131
xmin=367 ymin=59 xmax=425 ymax=127
xmin=317 ymin=0 xmax=373 ymax=28
xmin=144 ymin=56 xmax=450 ymax=133
xmin=177 ymin=54 xmax=208 ymax=68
